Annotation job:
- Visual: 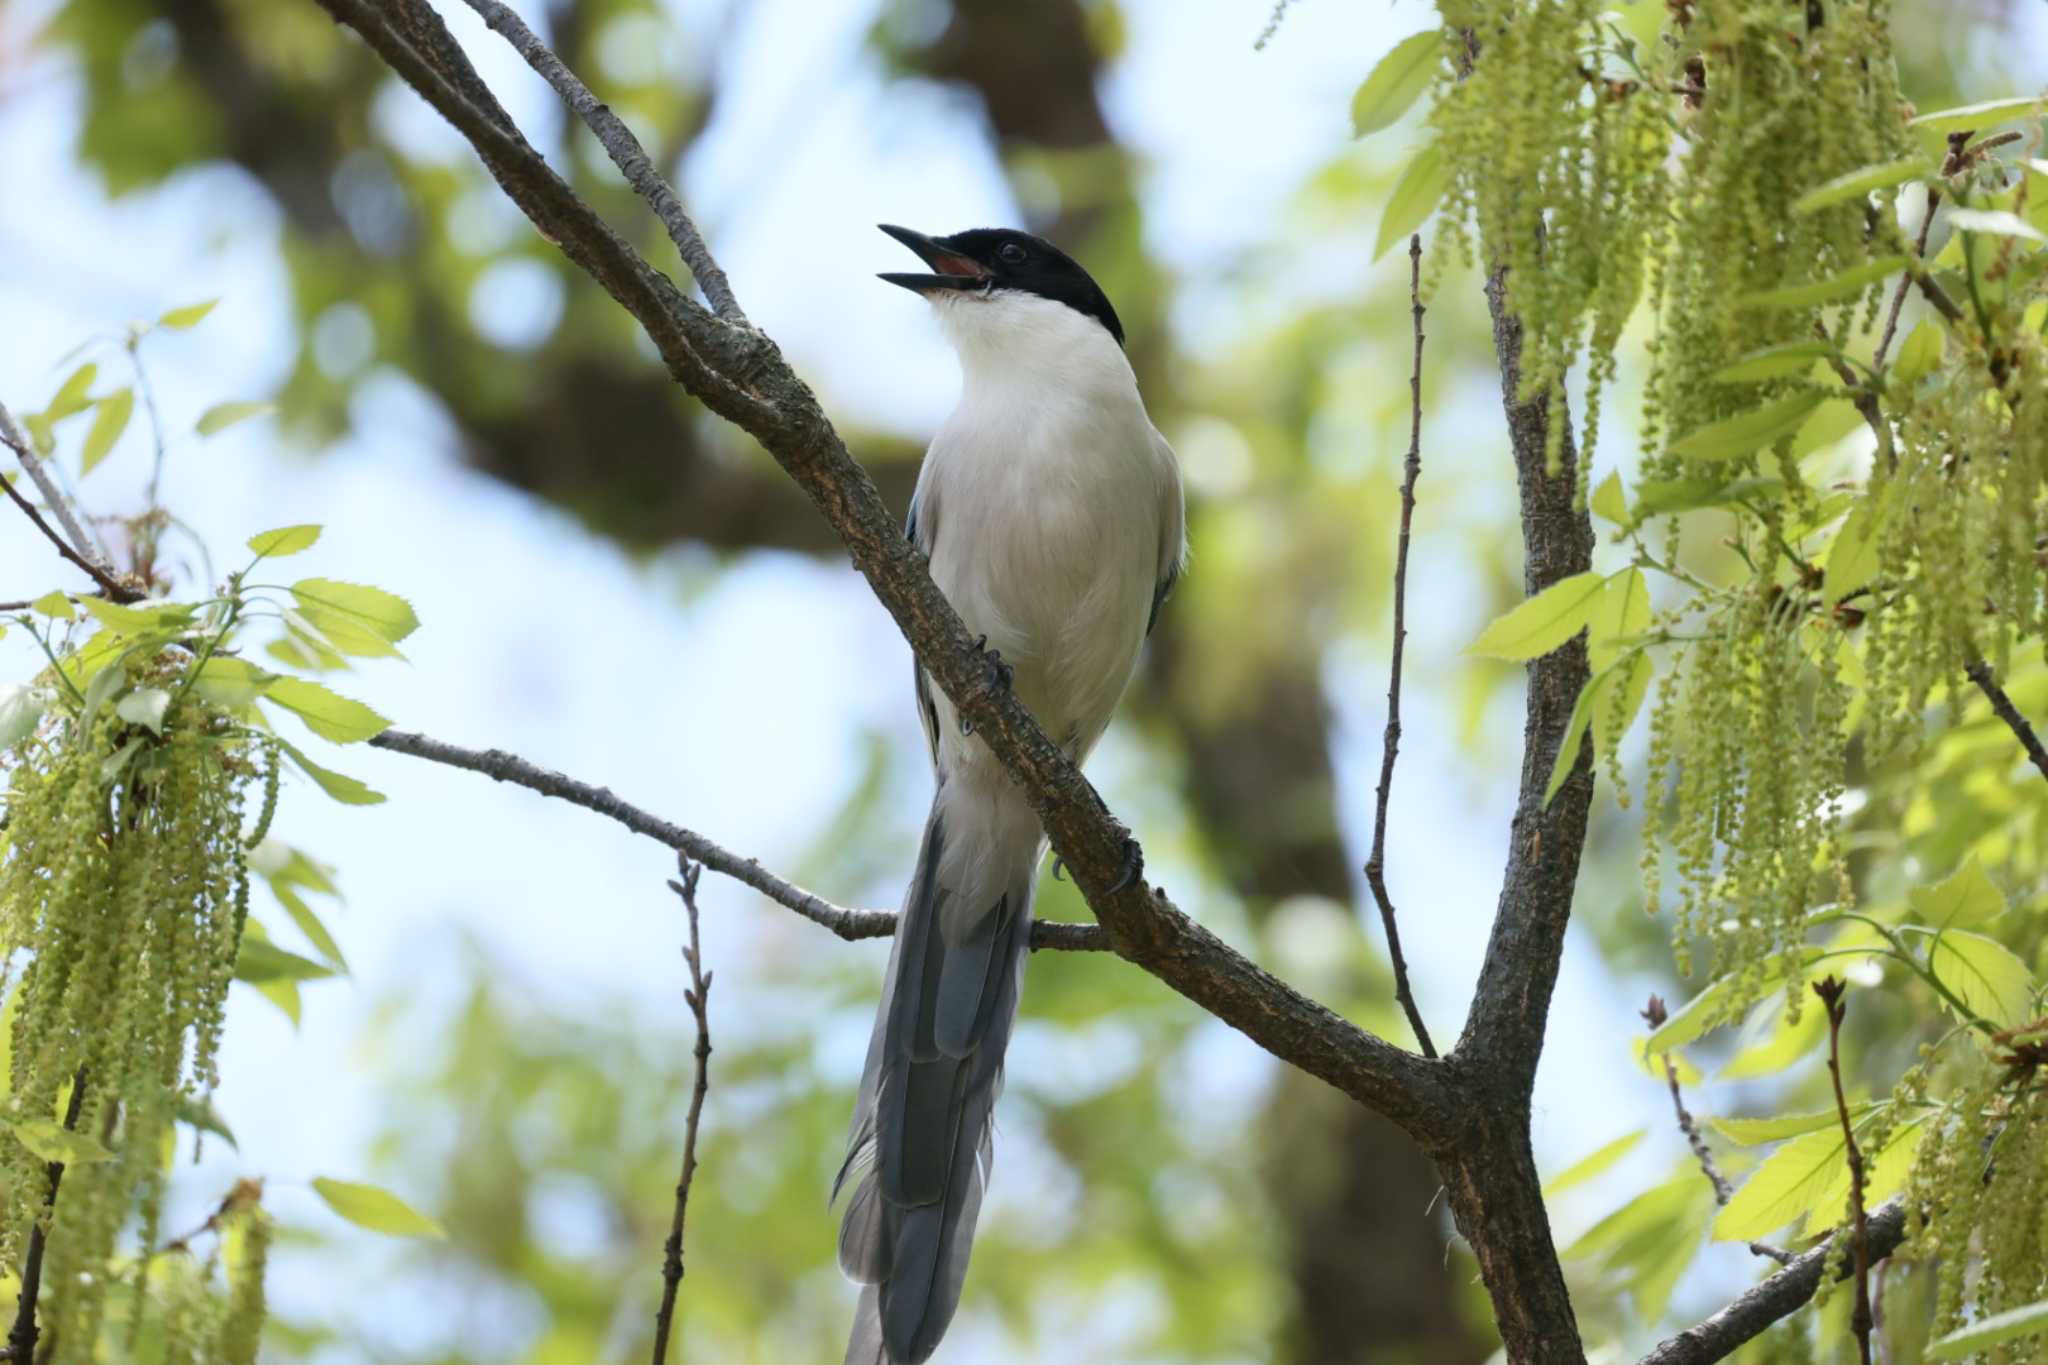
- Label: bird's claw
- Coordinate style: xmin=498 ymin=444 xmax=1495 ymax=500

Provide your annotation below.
xmin=1106 ymin=837 xmax=1144 ymax=894
xmin=959 ymin=636 xmax=1012 ymax=736
xmin=1051 ymin=857 xmax=1066 ymax=882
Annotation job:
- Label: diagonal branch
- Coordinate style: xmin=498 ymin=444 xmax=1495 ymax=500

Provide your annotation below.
xmin=365 ymin=728 xmax=1103 ymax=951
xmin=0 ymin=402 xmax=126 ymax=596
xmin=1966 ymin=658 xmax=2048 ymax=784
xmin=1638 ymin=1201 xmax=1908 ymax=1365
xmin=1363 ymin=233 xmax=1435 ymax=1060
xmin=315 ymin=0 xmax=1459 ymax=1145
xmin=458 ymin=0 xmax=745 ymax=324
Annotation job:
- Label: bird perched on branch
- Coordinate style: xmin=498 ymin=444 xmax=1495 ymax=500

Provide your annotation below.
xmin=834 ymin=224 xmax=1185 ymax=1364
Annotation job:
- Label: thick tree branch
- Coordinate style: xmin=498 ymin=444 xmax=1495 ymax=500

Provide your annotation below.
xmin=1363 ymin=234 xmax=1436 ymax=1060
xmin=1638 ymin=1202 xmax=1908 ymax=1365
xmin=1966 ymin=658 xmax=2048 ymax=784
xmin=365 ymin=728 xmax=1103 ymax=952
xmin=316 ymin=0 xmax=1459 ymax=1144
xmin=651 ymin=860 xmax=713 ymax=1365
xmin=457 ymin=0 xmax=745 ymax=324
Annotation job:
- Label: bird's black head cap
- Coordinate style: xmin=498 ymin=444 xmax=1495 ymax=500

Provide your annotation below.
xmin=877 ymin=224 xmax=1125 ymax=348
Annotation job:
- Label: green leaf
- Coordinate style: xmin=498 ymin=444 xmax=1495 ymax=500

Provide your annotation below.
xmin=1594 ymin=652 xmax=1653 ymax=766
xmin=1713 ymin=1124 xmax=1849 ymax=1241
xmin=1908 ymin=856 xmax=2006 ymax=928
xmin=1590 ymin=470 xmax=1627 ymax=525
xmin=1588 ymin=569 xmax=1650 ymax=671
xmin=263 ymin=677 xmax=389 ymax=744
xmin=275 ymin=738 xmax=386 ymax=805
xmin=1787 ymin=398 xmax=1863 ymax=461
xmin=1927 ymin=1301 xmax=2048 ymax=1359
xmin=1908 ymin=96 xmax=2046 ymax=134
xmin=196 ymin=401 xmax=275 ymax=437
xmin=1375 ymin=141 xmax=1450 ymax=261
xmin=0 ymin=686 xmax=51 ymax=750
xmin=115 ymin=687 xmax=172 ymax=736
xmin=1791 ymin=158 xmax=1926 ymax=215
xmin=233 ymin=937 xmax=334 ymax=984
xmin=1467 ymin=570 xmax=1605 ymax=661
xmin=1738 ymin=256 xmax=1909 ymax=311
xmin=1719 ymin=997 xmax=1828 ymax=1081
xmin=1810 ymin=1117 xmax=1921 ymax=1234
xmin=1946 ymin=207 xmax=2046 ymax=244
xmin=1350 ymin=30 xmax=1442 ymax=137
xmin=1670 ymin=392 xmax=1827 ymax=462
xmin=290 ymin=579 xmax=420 ymax=644
xmin=311 ymin=1178 xmax=446 ymax=1239
xmin=1633 ymin=476 xmax=1779 ymax=519
xmin=1632 ymin=1033 xmax=1702 ymax=1086
xmin=7 ymin=1118 xmax=113 ymax=1167
xmin=1646 ymin=952 xmax=1819 ymax=1053
xmin=29 ymin=590 xmax=76 ymax=620
xmin=1710 ymin=341 xmax=1834 ymax=384
xmin=1928 ymin=930 xmax=2034 ymax=1029
xmin=247 ymin=524 xmax=322 ymax=559
xmin=1822 ymin=503 xmax=1881 ymax=606
xmin=173 ymin=1095 xmax=237 ymax=1150
xmin=190 ymin=657 xmax=276 ymax=708
xmin=1544 ymin=1130 xmax=1644 ymax=1197
xmin=157 ymin=299 xmax=219 ymax=330
xmin=45 ymin=362 xmax=97 ymax=421
xmin=79 ymin=388 xmax=134 ymax=476
xmin=1891 ymin=320 xmax=1943 ymax=385
xmin=78 ymin=597 xmax=195 ymax=636
xmin=250 ymin=978 xmax=302 ymax=1027
xmin=1710 ymin=1105 xmax=1874 ymax=1146
xmin=273 ymin=885 xmax=348 ymax=973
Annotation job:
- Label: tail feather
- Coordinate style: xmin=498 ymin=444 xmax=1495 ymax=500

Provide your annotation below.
xmin=838 ymin=789 xmax=1037 ymax=1363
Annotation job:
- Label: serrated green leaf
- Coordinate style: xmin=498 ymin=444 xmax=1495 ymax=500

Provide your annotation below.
xmin=7 ymin=1118 xmax=113 ymax=1167
xmin=77 ymin=597 xmax=195 ymax=636
xmin=1946 ymin=207 xmax=2046 ymax=244
xmin=1810 ymin=1117 xmax=1921 ymax=1235
xmin=1719 ymin=998 xmax=1828 ymax=1081
xmin=1713 ymin=1124 xmax=1847 ymax=1241
xmin=80 ymin=388 xmax=133 ymax=476
xmin=233 ymin=937 xmax=334 ymax=984
xmin=1891 ymin=320 xmax=1943 ymax=385
xmin=29 ymin=590 xmax=75 ymax=621
xmin=190 ymin=657 xmax=276 ymax=708
xmin=1646 ymin=952 xmax=1821 ymax=1053
xmin=247 ymin=525 xmax=321 ymax=558
xmin=1908 ymin=96 xmax=2046 ymax=134
xmin=311 ymin=1178 xmax=445 ymax=1239
xmin=274 ymin=738 xmax=386 ymax=805
xmin=1590 ymin=470 xmax=1627 ymax=525
xmin=1544 ymin=1130 xmax=1644 ymax=1197
xmin=1375 ymin=141 xmax=1450 ymax=261
xmin=1588 ymin=570 xmax=1649 ymax=670
xmin=1928 ymin=930 xmax=2034 ymax=1029
xmin=1711 ymin=341 xmax=1834 ymax=384
xmin=196 ymin=401 xmax=275 ymax=437
xmin=1909 ymin=856 xmax=2006 ymax=928
xmin=1710 ymin=1105 xmax=1876 ymax=1145
xmin=1791 ymin=158 xmax=1926 ymax=215
xmin=1822 ymin=503 xmax=1881 ymax=606
xmin=1738 ymin=256 xmax=1909 ymax=311
xmin=1671 ymin=392 xmax=1827 ymax=462
xmin=290 ymin=579 xmax=419 ymax=644
xmin=1927 ymin=1300 xmax=2048 ymax=1359
xmin=157 ymin=299 xmax=218 ymax=330
xmin=45 ymin=362 xmax=97 ymax=421
xmin=0 ymin=686 xmax=51 ymax=750
xmin=1468 ymin=571 xmax=1605 ymax=661
xmin=1350 ymin=30 xmax=1442 ymax=137
xmin=263 ymin=677 xmax=389 ymax=744
xmin=115 ymin=687 xmax=172 ymax=736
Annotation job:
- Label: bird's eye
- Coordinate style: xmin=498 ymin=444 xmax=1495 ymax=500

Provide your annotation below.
xmin=998 ymin=243 xmax=1027 ymax=265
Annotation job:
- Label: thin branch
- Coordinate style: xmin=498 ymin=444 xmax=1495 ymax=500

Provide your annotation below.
xmin=1872 ymin=186 xmax=1940 ymax=372
xmin=1966 ymin=658 xmax=2048 ymax=784
xmin=5 ymin=1072 xmax=87 ymax=1363
xmin=0 ymin=401 xmax=119 ymax=590
xmin=0 ymin=470 xmax=141 ymax=605
xmin=364 ymin=728 xmax=1105 ymax=951
xmin=1364 ymin=233 xmax=1436 ymax=1060
xmin=314 ymin=0 xmax=1458 ymax=1145
xmin=652 ymin=859 xmax=713 ymax=1365
xmin=1816 ymin=977 xmax=1874 ymax=1365
xmin=459 ymin=0 xmax=745 ymax=324
xmin=1636 ymin=1201 xmax=1908 ymax=1365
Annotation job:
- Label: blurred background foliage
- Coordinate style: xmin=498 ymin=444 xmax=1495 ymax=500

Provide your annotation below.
xmin=8 ymin=0 xmax=2048 ymax=1361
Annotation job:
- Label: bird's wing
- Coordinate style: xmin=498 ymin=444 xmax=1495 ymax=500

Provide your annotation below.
xmin=906 ymin=483 xmax=942 ymax=769
xmin=1146 ymin=424 xmax=1188 ymax=635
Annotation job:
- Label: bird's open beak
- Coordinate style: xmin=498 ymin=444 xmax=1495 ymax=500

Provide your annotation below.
xmin=877 ymin=224 xmax=988 ymax=293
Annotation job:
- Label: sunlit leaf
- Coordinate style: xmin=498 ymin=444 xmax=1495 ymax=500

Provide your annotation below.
xmin=1908 ymin=856 xmax=2006 ymax=928
xmin=173 ymin=1095 xmax=237 ymax=1150
xmin=1710 ymin=1105 xmax=1875 ymax=1146
xmin=1928 ymin=930 xmax=2033 ymax=1029
xmin=233 ymin=937 xmax=333 ymax=984
xmin=30 ymin=590 xmax=75 ymax=620
xmin=1908 ymin=96 xmax=2046 ymax=134
xmin=275 ymin=737 xmax=386 ymax=805
xmin=1590 ymin=470 xmax=1627 ymax=525
xmin=45 ymin=362 xmax=97 ymax=421
xmin=1791 ymin=158 xmax=1925 ymax=215
xmin=1711 ymin=341 xmax=1833 ymax=384
xmin=311 ymin=1178 xmax=446 ymax=1239
xmin=1946 ymin=208 xmax=2046 ymax=244
xmin=273 ymin=884 xmax=348 ymax=973
xmin=1719 ymin=998 xmax=1827 ymax=1080
xmin=1927 ymin=1300 xmax=2048 ymax=1359
xmin=1738 ymin=256 xmax=1908 ymax=311
xmin=7 ymin=1118 xmax=113 ymax=1167
xmin=78 ymin=597 xmax=194 ymax=635
xmin=263 ymin=677 xmax=390 ymax=743
xmin=114 ymin=687 xmax=172 ymax=736
xmin=1350 ymin=30 xmax=1442 ymax=137
xmin=1822 ymin=503 xmax=1881 ymax=606
xmin=1544 ymin=1130 xmax=1644 ymax=1197
xmin=1467 ymin=571 xmax=1604 ymax=661
xmin=1891 ymin=320 xmax=1943 ymax=385
xmin=196 ymin=401 xmax=275 ymax=436
xmin=0 ymin=686 xmax=51 ymax=749
xmin=1375 ymin=141 xmax=1449 ymax=261
xmin=190 ymin=657 xmax=276 ymax=708
xmin=290 ymin=579 xmax=420 ymax=645
xmin=79 ymin=388 xmax=133 ymax=476
xmin=247 ymin=524 xmax=321 ymax=558
xmin=157 ymin=299 xmax=218 ymax=330
xmin=1713 ymin=1124 xmax=1848 ymax=1241
xmin=1670 ymin=392 xmax=1827 ymax=462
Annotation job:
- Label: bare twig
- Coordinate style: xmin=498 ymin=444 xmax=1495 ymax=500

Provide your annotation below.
xmin=0 ymin=471 xmax=141 ymax=605
xmin=1873 ymin=187 xmax=1941 ymax=371
xmin=1637 ymin=1201 xmax=1908 ymax=1365
xmin=6 ymin=1073 xmax=87 ymax=1363
xmin=0 ymin=402 xmax=121 ymax=591
xmin=652 ymin=859 xmax=713 ymax=1364
xmin=1815 ymin=977 xmax=1873 ymax=1365
xmin=364 ymin=728 xmax=1105 ymax=951
xmin=1965 ymin=658 xmax=2048 ymax=784
xmin=459 ymin=0 xmax=746 ymax=324
xmin=1364 ymin=234 xmax=1437 ymax=1060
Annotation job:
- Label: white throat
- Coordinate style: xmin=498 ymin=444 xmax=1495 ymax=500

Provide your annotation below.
xmin=929 ymin=289 xmax=1134 ymax=404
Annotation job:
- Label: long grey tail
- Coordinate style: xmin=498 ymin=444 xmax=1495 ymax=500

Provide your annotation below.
xmin=835 ymin=790 xmax=1037 ymax=1364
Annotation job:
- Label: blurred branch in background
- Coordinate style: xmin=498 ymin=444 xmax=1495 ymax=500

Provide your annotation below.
xmin=650 ymin=859 xmax=713 ymax=1365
